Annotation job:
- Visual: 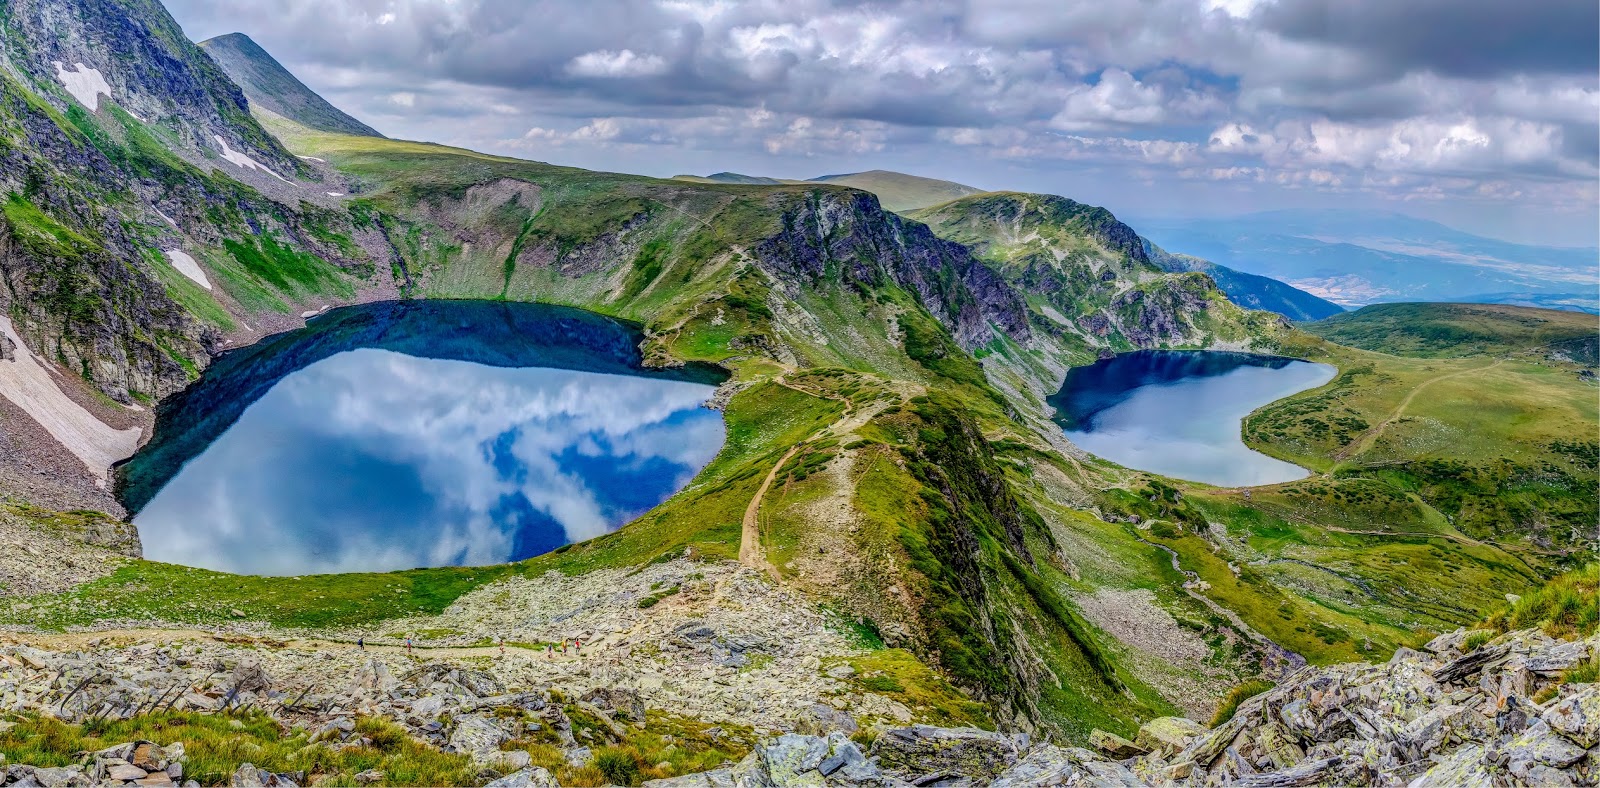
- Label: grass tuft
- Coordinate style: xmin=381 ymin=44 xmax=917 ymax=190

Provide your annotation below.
xmin=1209 ymin=680 xmax=1275 ymax=727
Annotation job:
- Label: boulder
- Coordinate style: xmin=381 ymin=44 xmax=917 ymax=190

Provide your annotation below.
xmin=1543 ymin=685 xmax=1600 ymax=749
xmin=869 ymin=725 xmax=1020 ymax=782
xmin=991 ymin=745 xmax=1141 ymax=787
xmin=581 ymin=688 xmax=648 ymax=724
xmin=231 ymin=663 xmax=271 ymax=694
xmin=1135 ymin=717 xmax=1207 ymax=755
xmin=447 ymin=715 xmax=510 ymax=764
xmin=793 ymin=704 xmax=857 ymax=737
xmin=107 ymin=765 xmax=150 ymax=782
xmin=485 ymin=767 xmax=559 ymax=787
xmin=228 ymin=764 xmax=296 ymax=787
xmin=1089 ymin=729 xmax=1147 ymax=759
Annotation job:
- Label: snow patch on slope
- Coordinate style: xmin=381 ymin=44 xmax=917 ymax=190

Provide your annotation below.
xmin=164 ymin=250 xmax=211 ymax=290
xmin=213 ymin=135 xmax=290 ymax=183
xmin=54 ymin=62 xmax=112 ymax=110
xmin=0 ymin=318 xmax=140 ymax=482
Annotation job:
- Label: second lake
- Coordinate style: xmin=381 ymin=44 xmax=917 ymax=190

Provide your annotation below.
xmin=1049 ymin=350 xmax=1336 ymax=487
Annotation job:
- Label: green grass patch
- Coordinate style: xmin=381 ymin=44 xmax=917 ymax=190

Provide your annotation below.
xmin=0 ymin=713 xmax=480 ymax=787
xmin=0 ymin=560 xmax=515 ymax=630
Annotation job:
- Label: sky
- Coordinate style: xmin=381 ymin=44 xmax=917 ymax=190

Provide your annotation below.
xmin=163 ymin=0 xmax=1600 ymax=246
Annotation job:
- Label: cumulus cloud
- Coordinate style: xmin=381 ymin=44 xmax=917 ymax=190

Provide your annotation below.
xmin=161 ymin=0 xmax=1599 ymax=239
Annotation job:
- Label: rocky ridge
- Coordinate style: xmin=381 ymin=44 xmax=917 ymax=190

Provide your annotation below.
xmin=0 ymin=554 xmax=1593 ymax=787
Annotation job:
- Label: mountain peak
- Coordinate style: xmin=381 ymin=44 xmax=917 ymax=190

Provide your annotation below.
xmin=200 ymin=32 xmax=383 ymax=138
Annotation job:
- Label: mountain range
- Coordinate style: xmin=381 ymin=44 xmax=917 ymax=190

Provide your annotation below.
xmin=0 ymin=1 xmax=1593 ymax=784
xmin=1138 ymin=210 xmax=1600 ymax=313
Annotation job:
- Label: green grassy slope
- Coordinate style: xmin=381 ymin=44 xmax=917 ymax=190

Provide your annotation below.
xmin=1305 ymin=302 xmax=1598 ymax=363
xmin=810 ymin=170 xmax=984 ymax=213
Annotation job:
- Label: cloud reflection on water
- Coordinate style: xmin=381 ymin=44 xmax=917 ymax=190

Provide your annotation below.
xmin=1061 ymin=356 xmax=1336 ymax=487
xmin=135 ymin=348 xmax=724 ymax=575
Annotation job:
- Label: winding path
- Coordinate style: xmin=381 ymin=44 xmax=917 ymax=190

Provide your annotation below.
xmin=1335 ymin=358 xmax=1502 ymax=462
xmin=740 ymin=445 xmax=799 ymax=579
xmin=1134 ymin=535 xmax=1307 ymax=679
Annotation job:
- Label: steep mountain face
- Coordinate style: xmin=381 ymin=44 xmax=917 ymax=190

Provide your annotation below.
xmin=753 ymin=189 xmax=1030 ymax=348
xmin=1144 ymin=242 xmax=1344 ymax=321
xmin=3 ymin=0 xmax=299 ymax=174
xmin=909 ymin=192 xmax=1280 ymax=356
xmin=200 ymin=32 xmax=383 ymax=138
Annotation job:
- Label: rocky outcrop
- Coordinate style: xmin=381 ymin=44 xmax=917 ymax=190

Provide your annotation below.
xmin=4 ymin=0 xmax=300 ymax=174
xmin=753 ymin=188 xmax=1031 ymax=350
xmin=0 ymin=627 xmax=1592 ymax=786
xmin=0 ymin=740 xmax=187 ymax=787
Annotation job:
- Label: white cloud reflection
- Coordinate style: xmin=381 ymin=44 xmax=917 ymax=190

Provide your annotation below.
xmin=1064 ymin=361 xmax=1335 ymax=487
xmin=135 ymin=349 xmax=724 ymax=575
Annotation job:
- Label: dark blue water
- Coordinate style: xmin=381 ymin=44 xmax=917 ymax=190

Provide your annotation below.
xmin=1049 ymin=350 xmax=1336 ymax=487
xmin=117 ymin=301 xmax=727 ymax=575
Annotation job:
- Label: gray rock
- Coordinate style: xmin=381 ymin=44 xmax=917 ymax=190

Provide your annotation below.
xmin=228 ymin=764 xmax=297 ymax=788
xmin=581 ymin=687 xmax=648 ymax=724
xmin=1134 ymin=717 xmax=1206 ymax=755
xmin=1543 ymin=684 xmax=1600 ymax=748
xmin=794 ymin=704 xmax=857 ymax=737
xmin=32 ymin=767 xmax=91 ymax=788
xmin=761 ymin=733 xmax=831 ymax=781
xmin=231 ymin=662 xmax=271 ymax=694
xmin=485 ymin=766 xmax=558 ymax=787
xmin=106 ymin=764 xmax=150 ymax=781
xmin=1506 ymin=723 xmax=1587 ymax=782
xmin=992 ymin=744 xmax=1142 ymax=787
xmin=1089 ymin=729 xmax=1146 ymax=759
xmin=870 ymin=725 xmax=1020 ymax=783
xmin=448 ymin=715 xmax=510 ymax=763
xmin=643 ymin=769 xmax=737 ymax=787
xmin=495 ymin=750 xmax=533 ymax=771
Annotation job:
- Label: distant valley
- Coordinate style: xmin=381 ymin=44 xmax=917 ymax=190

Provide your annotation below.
xmin=1138 ymin=210 xmax=1600 ymax=313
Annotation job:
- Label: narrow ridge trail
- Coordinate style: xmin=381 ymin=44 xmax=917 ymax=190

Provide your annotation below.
xmin=740 ymin=445 xmax=799 ymax=580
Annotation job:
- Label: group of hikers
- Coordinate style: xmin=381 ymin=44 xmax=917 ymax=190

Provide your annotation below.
xmin=352 ymin=635 xmax=585 ymax=657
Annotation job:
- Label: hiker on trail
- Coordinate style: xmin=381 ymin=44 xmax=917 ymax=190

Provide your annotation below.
xmin=560 ymin=639 xmax=567 ymax=654
xmin=357 ymin=636 xmax=365 ymax=651
xmin=405 ymin=636 xmax=413 ymax=654
xmin=545 ymin=643 xmax=553 ymax=659
xmin=574 ymin=638 xmax=582 ymax=655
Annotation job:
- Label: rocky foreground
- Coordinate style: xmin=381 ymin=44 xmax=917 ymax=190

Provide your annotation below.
xmin=0 ymin=621 xmax=1593 ymax=786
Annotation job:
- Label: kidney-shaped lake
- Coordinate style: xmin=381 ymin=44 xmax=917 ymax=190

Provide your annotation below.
xmin=1049 ymin=350 xmax=1336 ymax=487
xmin=118 ymin=301 xmax=727 ymax=576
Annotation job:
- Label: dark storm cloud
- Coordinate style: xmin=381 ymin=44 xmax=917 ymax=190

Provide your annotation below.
xmin=1259 ymin=0 xmax=1600 ymax=80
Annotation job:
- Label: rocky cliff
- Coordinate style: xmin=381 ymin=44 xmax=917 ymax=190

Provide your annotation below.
xmin=908 ymin=191 xmax=1277 ymax=360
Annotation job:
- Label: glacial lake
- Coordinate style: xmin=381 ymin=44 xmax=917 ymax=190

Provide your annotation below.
xmin=1049 ymin=350 xmax=1336 ymax=487
xmin=117 ymin=301 xmax=727 ymax=576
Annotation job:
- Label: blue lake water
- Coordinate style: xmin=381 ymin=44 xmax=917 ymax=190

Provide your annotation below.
xmin=1049 ymin=350 xmax=1337 ymax=487
xmin=118 ymin=301 xmax=727 ymax=576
